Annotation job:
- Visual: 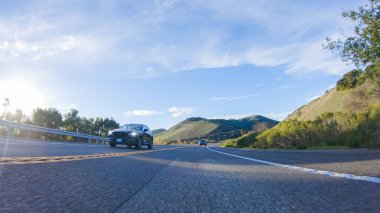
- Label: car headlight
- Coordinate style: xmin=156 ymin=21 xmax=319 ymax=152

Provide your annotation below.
xmin=129 ymin=132 xmax=138 ymax=137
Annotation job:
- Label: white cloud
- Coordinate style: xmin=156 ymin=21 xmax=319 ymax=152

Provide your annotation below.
xmin=124 ymin=110 xmax=163 ymax=117
xmin=179 ymin=39 xmax=351 ymax=76
xmin=0 ymin=0 xmax=358 ymax=80
xmin=277 ymin=84 xmax=301 ymax=90
xmin=0 ymin=41 xmax=10 ymax=50
xmin=60 ymin=36 xmax=76 ymax=50
xmin=0 ymin=36 xmax=80 ymax=63
xmin=282 ymin=41 xmax=350 ymax=75
xmin=158 ymin=1 xmax=356 ymax=76
xmin=210 ymin=93 xmax=260 ymax=102
xmin=210 ymin=96 xmax=230 ymax=102
xmin=168 ymin=106 xmax=193 ymax=117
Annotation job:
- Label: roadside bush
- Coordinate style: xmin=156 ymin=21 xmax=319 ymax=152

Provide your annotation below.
xmin=256 ymin=104 xmax=380 ymax=149
xmin=221 ymin=131 xmax=258 ymax=148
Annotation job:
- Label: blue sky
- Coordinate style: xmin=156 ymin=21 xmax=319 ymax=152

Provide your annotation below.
xmin=0 ymin=0 xmax=361 ymax=129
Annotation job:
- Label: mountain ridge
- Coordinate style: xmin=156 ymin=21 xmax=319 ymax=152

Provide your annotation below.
xmin=154 ymin=115 xmax=278 ymax=144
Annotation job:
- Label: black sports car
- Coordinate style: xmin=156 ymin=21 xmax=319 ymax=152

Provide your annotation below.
xmin=108 ymin=124 xmax=153 ymax=149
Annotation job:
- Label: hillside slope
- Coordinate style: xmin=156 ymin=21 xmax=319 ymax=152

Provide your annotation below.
xmin=152 ymin=128 xmax=166 ymax=135
xmin=257 ymin=62 xmax=380 ymax=149
xmin=288 ymin=80 xmax=380 ymax=121
xmin=154 ymin=115 xmax=278 ymax=144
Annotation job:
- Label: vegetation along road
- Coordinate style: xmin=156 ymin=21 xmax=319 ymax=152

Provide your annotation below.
xmin=1 ymin=138 xmax=379 ymax=212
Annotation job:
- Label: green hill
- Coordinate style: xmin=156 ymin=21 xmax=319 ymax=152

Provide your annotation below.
xmin=288 ymin=62 xmax=380 ymax=121
xmin=154 ymin=115 xmax=278 ymax=144
xmin=257 ymin=62 xmax=380 ymax=149
xmin=152 ymin=128 xmax=166 ymax=135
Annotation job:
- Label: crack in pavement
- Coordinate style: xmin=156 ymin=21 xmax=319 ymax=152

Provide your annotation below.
xmin=112 ymin=158 xmax=176 ymax=213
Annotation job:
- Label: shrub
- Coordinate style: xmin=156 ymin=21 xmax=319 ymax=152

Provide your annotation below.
xmin=336 ymin=70 xmax=364 ymax=90
xmin=336 ymin=61 xmax=380 ymax=91
xmin=256 ymin=104 xmax=380 ymax=149
xmin=221 ymin=131 xmax=258 ymax=148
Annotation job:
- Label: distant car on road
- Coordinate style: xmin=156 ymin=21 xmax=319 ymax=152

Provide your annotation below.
xmin=108 ymin=124 xmax=153 ymax=149
xmin=199 ymin=139 xmax=207 ymax=146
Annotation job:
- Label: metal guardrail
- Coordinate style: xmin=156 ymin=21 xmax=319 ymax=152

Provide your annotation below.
xmin=0 ymin=119 xmax=107 ymax=144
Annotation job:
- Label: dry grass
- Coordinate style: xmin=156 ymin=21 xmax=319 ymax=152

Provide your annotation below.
xmin=288 ymin=81 xmax=380 ymax=121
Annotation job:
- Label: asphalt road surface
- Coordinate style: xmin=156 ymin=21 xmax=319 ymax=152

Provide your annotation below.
xmin=1 ymin=138 xmax=380 ymax=212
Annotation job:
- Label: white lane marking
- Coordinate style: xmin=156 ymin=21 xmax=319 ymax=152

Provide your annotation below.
xmin=207 ymin=147 xmax=380 ymax=184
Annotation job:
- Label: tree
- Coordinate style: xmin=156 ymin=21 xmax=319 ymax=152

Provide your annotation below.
xmin=336 ymin=69 xmax=363 ymax=90
xmin=102 ymin=117 xmax=119 ymax=136
xmin=325 ymin=0 xmax=380 ymax=68
xmin=1 ymin=98 xmax=10 ymax=120
xmin=80 ymin=117 xmax=94 ymax=135
xmin=5 ymin=108 xmax=25 ymax=123
xmin=32 ymin=108 xmax=63 ymax=129
xmin=63 ymin=109 xmax=81 ymax=132
xmin=92 ymin=117 xmax=104 ymax=135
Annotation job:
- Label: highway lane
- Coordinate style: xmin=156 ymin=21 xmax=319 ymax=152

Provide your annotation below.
xmin=0 ymin=139 xmax=379 ymax=212
xmin=0 ymin=138 xmax=159 ymax=157
xmin=209 ymin=146 xmax=380 ymax=178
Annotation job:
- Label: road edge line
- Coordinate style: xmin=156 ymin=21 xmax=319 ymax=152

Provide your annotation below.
xmin=207 ymin=147 xmax=380 ymax=184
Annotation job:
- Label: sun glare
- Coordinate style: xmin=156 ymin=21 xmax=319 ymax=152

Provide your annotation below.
xmin=0 ymin=79 xmax=46 ymax=115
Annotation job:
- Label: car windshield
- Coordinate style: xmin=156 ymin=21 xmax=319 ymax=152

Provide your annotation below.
xmin=121 ymin=124 xmax=142 ymax=131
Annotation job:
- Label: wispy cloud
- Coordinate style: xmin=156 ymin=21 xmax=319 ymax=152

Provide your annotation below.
xmin=0 ymin=0 xmax=358 ymax=79
xmin=168 ymin=106 xmax=193 ymax=117
xmin=0 ymin=36 xmax=77 ymax=62
xmin=277 ymin=84 xmax=301 ymax=90
xmin=124 ymin=110 xmax=163 ymax=117
xmin=210 ymin=93 xmax=260 ymax=102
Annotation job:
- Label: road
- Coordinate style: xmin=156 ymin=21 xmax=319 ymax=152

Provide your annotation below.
xmin=0 ymin=138 xmax=380 ymax=212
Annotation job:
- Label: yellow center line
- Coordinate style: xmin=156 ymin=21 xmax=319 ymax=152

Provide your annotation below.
xmin=0 ymin=147 xmax=183 ymax=165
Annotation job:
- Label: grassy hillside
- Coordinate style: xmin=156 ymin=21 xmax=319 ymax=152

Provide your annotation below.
xmin=288 ymin=81 xmax=380 ymax=121
xmin=154 ymin=115 xmax=278 ymax=144
xmin=258 ymin=62 xmax=380 ymax=149
xmin=288 ymin=62 xmax=380 ymax=121
xmin=152 ymin=128 xmax=166 ymax=135
xmin=257 ymin=103 xmax=380 ymax=149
